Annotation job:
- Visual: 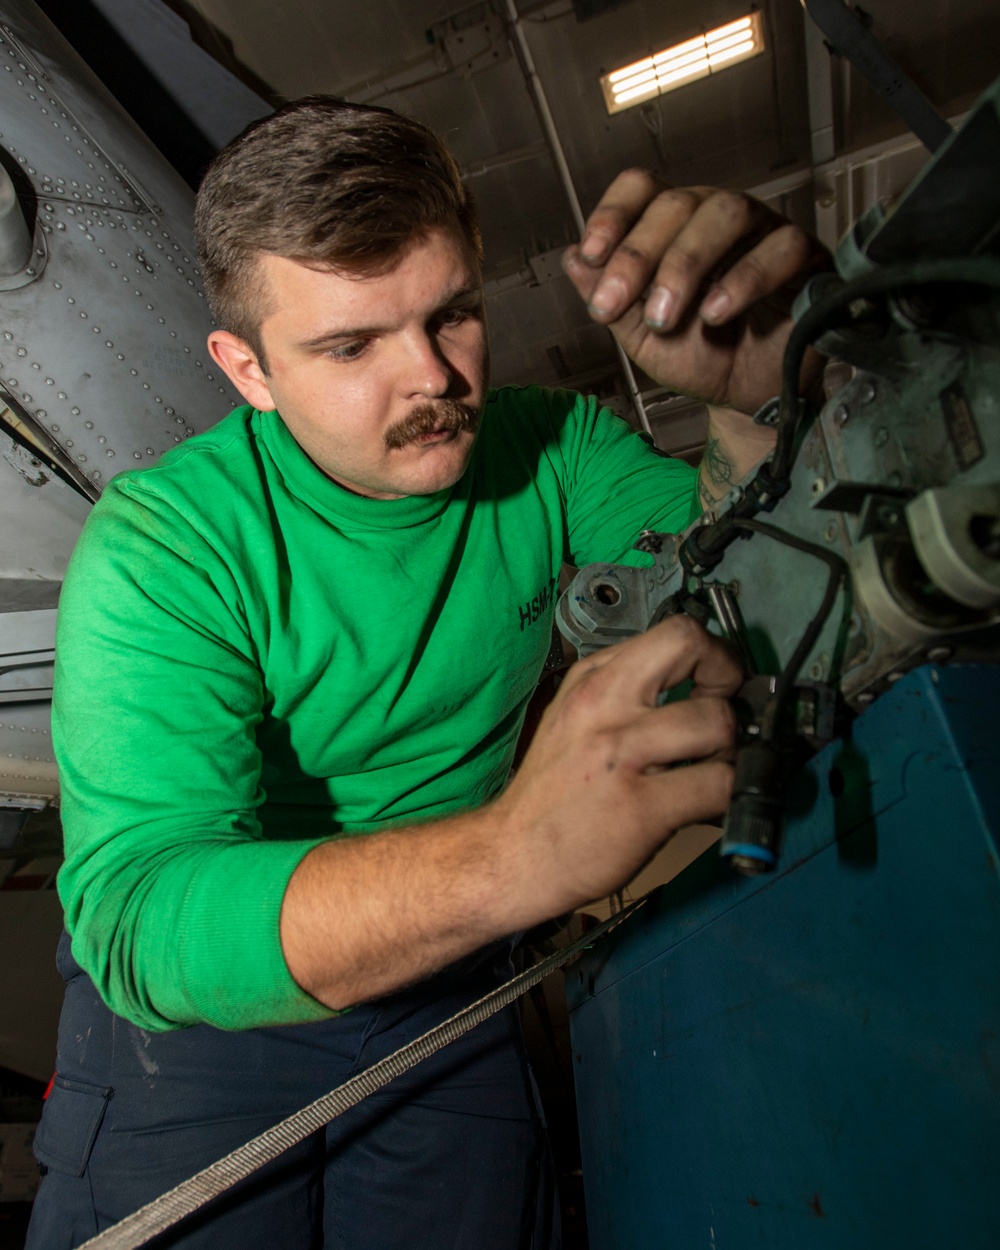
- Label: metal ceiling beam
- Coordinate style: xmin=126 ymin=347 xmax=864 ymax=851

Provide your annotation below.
xmin=503 ymin=0 xmax=653 ymax=437
xmin=803 ymin=0 xmax=953 ymax=153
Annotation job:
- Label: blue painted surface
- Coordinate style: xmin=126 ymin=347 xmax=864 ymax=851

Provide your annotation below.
xmin=567 ymin=664 xmax=1000 ymax=1249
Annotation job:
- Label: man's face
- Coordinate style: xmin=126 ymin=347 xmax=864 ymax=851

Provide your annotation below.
xmin=214 ymin=228 xmax=489 ymax=500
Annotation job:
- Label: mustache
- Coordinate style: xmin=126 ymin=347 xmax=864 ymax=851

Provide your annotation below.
xmin=383 ymin=400 xmax=480 ymax=450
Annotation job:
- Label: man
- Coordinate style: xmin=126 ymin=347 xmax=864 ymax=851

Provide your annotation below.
xmin=28 ymin=98 xmax=823 ymax=1247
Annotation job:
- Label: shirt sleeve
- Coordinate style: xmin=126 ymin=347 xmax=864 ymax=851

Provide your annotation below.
xmin=530 ymin=388 xmax=700 ymax=567
xmin=53 ymin=477 xmax=335 ymax=1032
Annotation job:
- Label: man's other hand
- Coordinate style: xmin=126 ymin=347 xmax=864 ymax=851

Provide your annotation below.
xmin=283 ymin=617 xmax=740 ymax=1010
xmin=495 ymin=615 xmax=741 ymax=916
xmin=562 ymin=172 xmax=829 ymax=416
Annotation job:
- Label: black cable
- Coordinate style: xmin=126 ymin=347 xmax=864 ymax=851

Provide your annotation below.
xmin=731 ymin=519 xmax=847 ymax=739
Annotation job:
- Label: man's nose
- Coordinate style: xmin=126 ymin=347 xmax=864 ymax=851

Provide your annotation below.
xmin=401 ymin=330 xmax=452 ymax=399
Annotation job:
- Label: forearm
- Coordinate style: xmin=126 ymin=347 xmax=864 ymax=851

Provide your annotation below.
xmin=697 ymin=404 xmax=777 ymax=510
xmin=280 ymin=804 xmax=539 ymax=1011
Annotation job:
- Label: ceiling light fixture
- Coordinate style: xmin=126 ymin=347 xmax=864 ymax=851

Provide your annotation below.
xmin=600 ymin=12 xmax=765 ymax=114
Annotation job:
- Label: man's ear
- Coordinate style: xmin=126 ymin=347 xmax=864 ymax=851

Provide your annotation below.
xmin=208 ymin=331 xmax=278 ymax=412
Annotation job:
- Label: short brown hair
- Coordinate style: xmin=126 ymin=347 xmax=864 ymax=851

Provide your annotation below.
xmin=195 ymin=97 xmax=481 ymax=366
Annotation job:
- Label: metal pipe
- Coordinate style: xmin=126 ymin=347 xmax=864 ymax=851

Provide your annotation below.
xmin=502 ymin=0 xmax=654 ymax=439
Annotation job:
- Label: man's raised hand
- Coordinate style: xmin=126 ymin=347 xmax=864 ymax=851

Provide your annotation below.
xmin=562 ymin=170 xmax=829 ymax=417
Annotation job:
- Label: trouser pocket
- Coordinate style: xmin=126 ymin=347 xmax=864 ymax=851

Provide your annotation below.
xmin=33 ymin=1076 xmax=112 ymax=1177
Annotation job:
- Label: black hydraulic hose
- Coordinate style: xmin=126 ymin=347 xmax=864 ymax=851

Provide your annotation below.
xmin=718 ymin=521 xmax=847 ymax=876
xmin=730 ymin=520 xmax=847 ymax=739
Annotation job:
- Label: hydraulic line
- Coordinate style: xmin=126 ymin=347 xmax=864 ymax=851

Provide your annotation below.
xmin=731 ymin=519 xmax=848 ymax=741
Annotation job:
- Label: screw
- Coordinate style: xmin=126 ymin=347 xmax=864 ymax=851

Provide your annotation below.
xmin=833 ymin=405 xmax=850 ymax=427
xmin=874 ymin=427 xmax=889 ymax=448
xmin=858 ymin=380 xmax=877 ymax=404
xmin=824 ymin=521 xmax=838 ymax=542
xmin=856 ymin=692 xmax=875 ymax=706
xmin=811 ymin=476 xmax=827 ymax=497
xmin=926 ymin=646 xmax=952 ymax=662
xmin=887 ymin=670 xmax=905 ymax=683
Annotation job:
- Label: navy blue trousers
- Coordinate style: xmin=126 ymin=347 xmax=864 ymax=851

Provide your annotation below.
xmin=28 ymin=933 xmax=559 ymax=1249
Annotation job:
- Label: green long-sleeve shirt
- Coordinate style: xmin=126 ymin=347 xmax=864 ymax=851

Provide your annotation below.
xmin=53 ymin=385 xmax=698 ymax=1031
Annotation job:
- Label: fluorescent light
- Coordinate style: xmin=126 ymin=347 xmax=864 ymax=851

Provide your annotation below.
xmin=708 ymin=16 xmax=753 ymax=40
xmin=655 ymin=35 xmax=706 ymax=61
xmin=601 ymin=11 xmax=765 ymax=114
xmin=709 ymin=40 xmax=755 ymax=67
xmin=609 ymin=57 xmax=654 ymax=84
xmin=706 ymin=31 xmax=754 ymax=55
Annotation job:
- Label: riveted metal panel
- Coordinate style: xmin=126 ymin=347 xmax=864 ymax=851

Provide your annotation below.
xmin=0 ymin=0 xmax=242 ymax=815
xmin=0 ymin=3 xmax=240 ymax=498
xmin=0 ymin=700 xmax=56 ymax=800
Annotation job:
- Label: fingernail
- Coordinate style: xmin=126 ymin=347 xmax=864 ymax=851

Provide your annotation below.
xmin=588 ymin=276 xmax=627 ymax=319
xmin=645 ymin=286 xmax=675 ymax=329
xmin=580 ymin=231 xmax=609 ymax=263
xmin=701 ymin=286 xmax=731 ymax=323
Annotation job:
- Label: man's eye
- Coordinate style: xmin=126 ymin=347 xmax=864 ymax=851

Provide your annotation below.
xmin=327 ymin=339 xmax=371 ymax=362
xmin=437 ymin=306 xmax=477 ymax=328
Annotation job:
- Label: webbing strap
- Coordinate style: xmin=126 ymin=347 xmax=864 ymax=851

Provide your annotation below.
xmin=78 ymin=899 xmax=645 ymax=1250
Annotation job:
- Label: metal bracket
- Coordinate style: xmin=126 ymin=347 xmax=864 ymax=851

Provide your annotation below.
xmin=802 ymin=0 xmax=952 ymax=153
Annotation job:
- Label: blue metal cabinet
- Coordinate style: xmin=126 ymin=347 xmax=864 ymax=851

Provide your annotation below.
xmin=568 ymin=664 xmax=1000 ymax=1249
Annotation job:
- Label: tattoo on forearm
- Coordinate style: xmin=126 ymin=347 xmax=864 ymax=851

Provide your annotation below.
xmin=703 ymin=436 xmax=734 ymax=485
xmin=699 ymin=436 xmax=735 ymax=505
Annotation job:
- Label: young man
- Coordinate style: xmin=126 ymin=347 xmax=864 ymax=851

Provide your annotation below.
xmin=28 ymin=99 xmax=823 ymax=1248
